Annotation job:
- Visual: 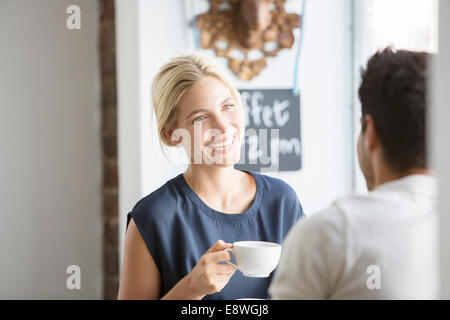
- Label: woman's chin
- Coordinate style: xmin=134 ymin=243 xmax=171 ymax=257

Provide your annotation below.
xmin=208 ymin=155 xmax=240 ymax=167
xmin=202 ymin=150 xmax=241 ymax=167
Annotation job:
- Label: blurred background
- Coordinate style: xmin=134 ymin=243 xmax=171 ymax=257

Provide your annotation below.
xmin=0 ymin=0 xmax=448 ymax=299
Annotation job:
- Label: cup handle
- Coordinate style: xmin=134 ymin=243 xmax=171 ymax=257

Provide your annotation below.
xmin=225 ymin=248 xmax=238 ymax=269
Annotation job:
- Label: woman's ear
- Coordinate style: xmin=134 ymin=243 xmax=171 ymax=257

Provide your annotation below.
xmin=162 ymin=127 xmax=183 ymax=147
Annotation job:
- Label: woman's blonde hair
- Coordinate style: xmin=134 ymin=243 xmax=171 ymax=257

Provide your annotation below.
xmin=151 ymin=53 xmax=241 ymax=146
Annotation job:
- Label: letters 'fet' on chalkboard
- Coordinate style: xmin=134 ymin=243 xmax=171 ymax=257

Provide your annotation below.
xmin=234 ymin=89 xmax=302 ymax=172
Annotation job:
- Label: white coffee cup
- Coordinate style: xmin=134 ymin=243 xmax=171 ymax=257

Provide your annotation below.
xmin=225 ymin=241 xmax=281 ymax=278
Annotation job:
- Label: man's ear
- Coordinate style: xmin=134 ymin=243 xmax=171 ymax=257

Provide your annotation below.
xmin=162 ymin=127 xmax=183 ymax=147
xmin=364 ymin=115 xmax=379 ymax=151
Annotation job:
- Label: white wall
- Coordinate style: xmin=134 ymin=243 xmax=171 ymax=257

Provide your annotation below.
xmin=116 ymin=0 xmax=143 ymax=268
xmin=352 ymin=0 xmax=374 ymax=194
xmin=431 ymin=0 xmax=450 ymax=299
xmin=0 ymin=0 xmax=102 ymax=299
xmin=117 ymin=0 xmax=353 ymax=262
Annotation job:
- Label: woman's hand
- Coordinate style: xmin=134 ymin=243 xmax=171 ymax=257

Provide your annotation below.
xmin=186 ymin=240 xmax=237 ymax=299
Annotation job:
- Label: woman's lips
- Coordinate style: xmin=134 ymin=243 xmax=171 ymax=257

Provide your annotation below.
xmin=206 ymin=133 xmax=237 ymax=154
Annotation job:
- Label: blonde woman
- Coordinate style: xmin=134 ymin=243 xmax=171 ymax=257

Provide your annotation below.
xmin=118 ymin=54 xmax=304 ymax=300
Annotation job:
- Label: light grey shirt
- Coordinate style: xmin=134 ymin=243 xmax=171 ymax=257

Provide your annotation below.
xmin=269 ymin=175 xmax=439 ymax=299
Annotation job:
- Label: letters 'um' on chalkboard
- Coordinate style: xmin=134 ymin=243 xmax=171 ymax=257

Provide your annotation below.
xmin=234 ymin=89 xmax=302 ymax=173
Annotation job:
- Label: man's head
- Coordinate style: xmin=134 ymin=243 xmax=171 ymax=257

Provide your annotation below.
xmin=357 ymin=47 xmax=429 ymax=190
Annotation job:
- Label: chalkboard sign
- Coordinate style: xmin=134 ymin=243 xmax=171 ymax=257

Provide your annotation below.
xmin=234 ymin=89 xmax=302 ymax=172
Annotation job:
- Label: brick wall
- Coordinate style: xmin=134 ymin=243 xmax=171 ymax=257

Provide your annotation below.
xmin=100 ymin=0 xmax=119 ymax=300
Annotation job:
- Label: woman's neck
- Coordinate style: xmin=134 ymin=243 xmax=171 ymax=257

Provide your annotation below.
xmin=183 ymin=165 xmax=248 ymax=211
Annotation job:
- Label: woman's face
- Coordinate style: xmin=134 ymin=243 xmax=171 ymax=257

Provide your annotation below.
xmin=173 ymin=76 xmax=245 ymax=167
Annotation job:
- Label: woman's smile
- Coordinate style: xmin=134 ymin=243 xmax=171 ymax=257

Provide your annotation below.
xmin=206 ymin=132 xmax=238 ymax=154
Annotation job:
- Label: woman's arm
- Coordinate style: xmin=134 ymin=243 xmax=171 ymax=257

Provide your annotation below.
xmin=117 ymin=217 xmax=161 ymax=299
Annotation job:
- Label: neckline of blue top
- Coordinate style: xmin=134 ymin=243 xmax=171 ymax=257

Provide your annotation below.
xmin=175 ymin=170 xmax=264 ymax=223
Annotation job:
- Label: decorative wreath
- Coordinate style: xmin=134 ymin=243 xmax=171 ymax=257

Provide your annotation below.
xmin=196 ymin=0 xmax=301 ymax=81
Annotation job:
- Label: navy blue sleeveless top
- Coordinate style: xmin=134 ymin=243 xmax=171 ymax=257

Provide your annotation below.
xmin=126 ymin=170 xmax=304 ymax=300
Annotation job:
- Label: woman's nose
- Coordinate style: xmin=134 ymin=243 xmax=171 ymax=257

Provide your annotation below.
xmin=212 ymin=116 xmax=229 ymax=134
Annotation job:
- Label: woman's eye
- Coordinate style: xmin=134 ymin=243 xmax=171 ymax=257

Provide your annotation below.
xmin=223 ymin=104 xmax=234 ymax=111
xmin=193 ymin=115 xmax=206 ymax=123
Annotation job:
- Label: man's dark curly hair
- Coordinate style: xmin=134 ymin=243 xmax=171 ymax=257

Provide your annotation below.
xmin=358 ymin=47 xmax=429 ymax=173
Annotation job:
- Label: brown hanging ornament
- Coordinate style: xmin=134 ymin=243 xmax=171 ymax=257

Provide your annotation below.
xmin=196 ymin=0 xmax=301 ymax=81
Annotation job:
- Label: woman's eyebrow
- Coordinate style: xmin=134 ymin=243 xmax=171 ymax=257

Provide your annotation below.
xmin=185 ymin=97 xmax=234 ymax=119
xmin=221 ymin=96 xmax=234 ymax=104
xmin=186 ymin=108 xmax=208 ymax=120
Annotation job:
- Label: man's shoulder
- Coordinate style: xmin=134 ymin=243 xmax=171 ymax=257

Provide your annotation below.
xmin=302 ymin=204 xmax=346 ymax=229
xmin=289 ymin=193 xmax=372 ymax=234
xmin=331 ymin=193 xmax=375 ymax=215
xmin=284 ymin=203 xmax=346 ymax=245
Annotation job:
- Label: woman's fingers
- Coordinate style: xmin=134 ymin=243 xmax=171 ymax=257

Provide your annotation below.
xmin=212 ymin=262 xmax=237 ymax=275
xmin=209 ymin=273 xmax=237 ymax=293
xmin=206 ymin=249 xmax=233 ymax=264
xmin=206 ymin=239 xmax=233 ymax=253
xmin=188 ymin=241 xmax=237 ymax=297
